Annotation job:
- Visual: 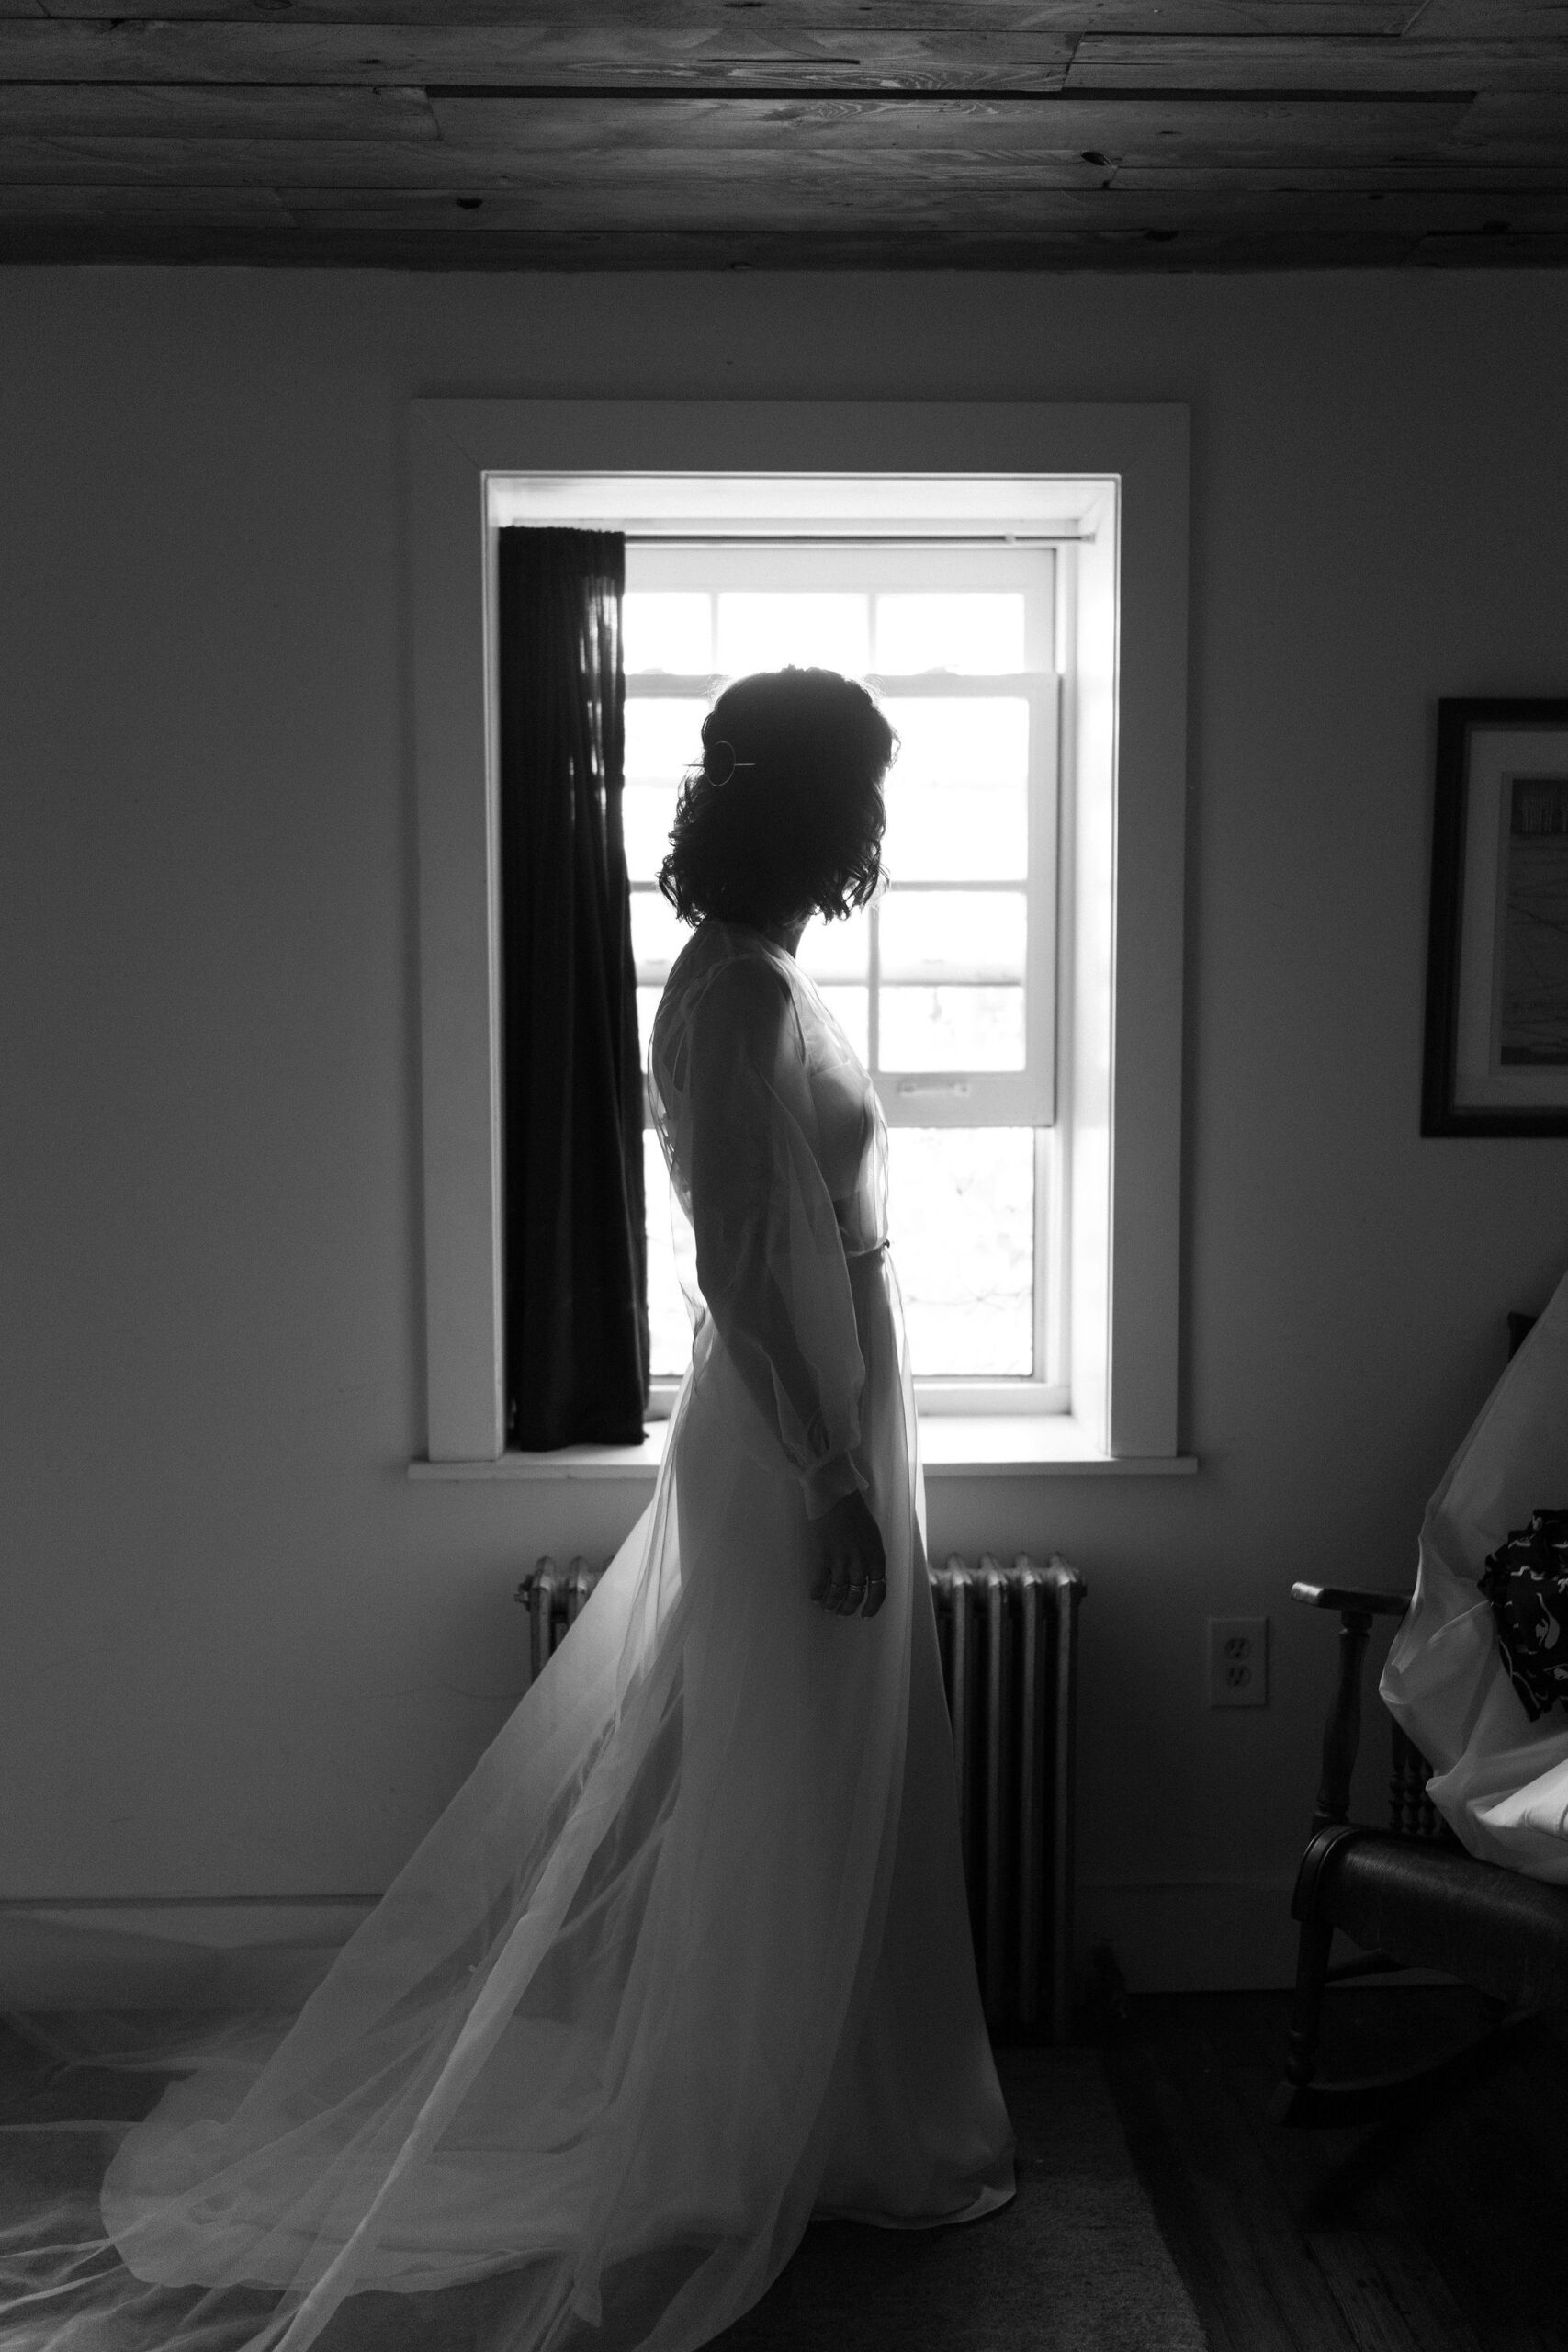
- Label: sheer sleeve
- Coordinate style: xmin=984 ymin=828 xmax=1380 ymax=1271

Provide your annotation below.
xmin=677 ymin=952 xmax=868 ymax=1519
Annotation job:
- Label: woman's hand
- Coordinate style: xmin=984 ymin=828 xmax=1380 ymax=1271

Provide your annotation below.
xmin=810 ymin=1491 xmax=887 ymax=1619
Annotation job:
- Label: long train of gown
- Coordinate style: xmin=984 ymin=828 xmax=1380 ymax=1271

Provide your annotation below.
xmin=6 ymin=921 xmax=1013 ymax=2352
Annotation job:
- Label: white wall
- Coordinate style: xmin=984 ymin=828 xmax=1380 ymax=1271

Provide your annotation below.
xmin=3 ymin=266 xmax=1565 ymax=1994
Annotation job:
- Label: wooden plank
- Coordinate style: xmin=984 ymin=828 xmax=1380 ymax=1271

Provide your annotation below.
xmin=0 ymin=21 xmax=1083 ymax=89
xmin=1108 ymin=157 xmax=1568 ymax=184
xmin=266 ymin=158 xmax=1124 ymax=202
xmin=1220 ymin=1993 xmax=1565 ymax=2352
xmin=1107 ymin=2029 xmax=1342 ymax=2349
xmin=0 ymin=88 xmax=1477 ymax=165
xmin=1446 ymin=85 xmax=1568 ymax=150
xmin=26 ymin=3 xmax=1430 ymax=32
xmin=1201 ymin=2032 xmax=1491 ymax=2352
xmin=1407 ymin=0 xmax=1568 ymax=32
xmin=1385 ymin=2032 xmax=1568 ymax=2352
xmin=1066 ymin=34 xmax=1568 ymax=89
xmin=266 ymin=182 xmax=1568 ymax=232
xmin=0 ymin=179 xmax=290 ymax=217
xmin=3 ymin=130 xmax=1550 ymax=195
xmin=0 ymin=214 xmax=1448 ymax=270
xmin=426 ymin=91 xmax=1475 ymax=155
xmin=0 ymin=133 xmax=1114 ymax=187
xmin=0 ymin=81 xmax=440 ymax=140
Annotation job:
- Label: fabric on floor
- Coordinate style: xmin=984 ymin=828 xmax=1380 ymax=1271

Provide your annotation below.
xmin=0 ymin=2024 xmax=1206 ymax=2352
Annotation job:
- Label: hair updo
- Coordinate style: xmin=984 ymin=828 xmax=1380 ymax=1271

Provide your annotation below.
xmin=657 ymin=667 xmax=895 ymax=930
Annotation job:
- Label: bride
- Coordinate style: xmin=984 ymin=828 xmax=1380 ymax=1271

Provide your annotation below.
xmin=19 ymin=666 xmax=1014 ymax=2352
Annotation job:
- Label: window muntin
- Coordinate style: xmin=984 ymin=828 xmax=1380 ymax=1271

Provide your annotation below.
xmin=625 ymin=540 xmax=1063 ymax=1401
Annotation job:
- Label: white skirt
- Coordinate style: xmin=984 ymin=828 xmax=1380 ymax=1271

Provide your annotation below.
xmin=95 ymin=1250 xmax=1014 ymax=2352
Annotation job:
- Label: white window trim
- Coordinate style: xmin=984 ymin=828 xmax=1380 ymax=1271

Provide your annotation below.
xmin=408 ymin=401 xmax=1190 ymax=1471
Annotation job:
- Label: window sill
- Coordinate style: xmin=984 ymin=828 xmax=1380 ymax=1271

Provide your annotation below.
xmin=407 ymin=1416 xmax=1197 ymax=1482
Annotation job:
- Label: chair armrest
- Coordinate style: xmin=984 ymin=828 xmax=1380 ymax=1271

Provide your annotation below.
xmin=1292 ymin=1581 xmax=1412 ymax=1619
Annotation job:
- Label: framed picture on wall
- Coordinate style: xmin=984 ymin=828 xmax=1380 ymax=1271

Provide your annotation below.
xmin=1422 ymin=698 xmax=1568 ymax=1136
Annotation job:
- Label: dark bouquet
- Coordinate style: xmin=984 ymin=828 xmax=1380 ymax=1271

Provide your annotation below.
xmin=1478 ymin=1509 xmax=1568 ymax=1722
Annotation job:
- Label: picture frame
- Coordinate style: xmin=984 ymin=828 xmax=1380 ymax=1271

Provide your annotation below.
xmin=1422 ymin=698 xmax=1568 ymax=1137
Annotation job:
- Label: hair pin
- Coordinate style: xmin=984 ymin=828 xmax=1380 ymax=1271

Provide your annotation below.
xmin=701 ymin=739 xmax=756 ymax=789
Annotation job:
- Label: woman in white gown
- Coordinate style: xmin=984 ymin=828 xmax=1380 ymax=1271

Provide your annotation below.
xmin=18 ymin=667 xmax=1013 ymax=2352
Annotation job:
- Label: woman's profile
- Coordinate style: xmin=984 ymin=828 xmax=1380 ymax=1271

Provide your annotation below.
xmin=26 ymin=665 xmax=1014 ymax=2352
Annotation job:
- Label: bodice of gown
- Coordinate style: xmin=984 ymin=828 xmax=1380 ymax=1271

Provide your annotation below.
xmin=648 ymin=920 xmax=889 ymax=1517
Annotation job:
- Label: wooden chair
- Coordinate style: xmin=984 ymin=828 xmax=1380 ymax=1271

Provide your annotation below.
xmin=1272 ymin=1578 xmax=1568 ymax=2125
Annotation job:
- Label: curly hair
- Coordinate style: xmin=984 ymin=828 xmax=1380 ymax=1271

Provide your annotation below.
xmin=658 ymin=668 xmax=895 ymax=929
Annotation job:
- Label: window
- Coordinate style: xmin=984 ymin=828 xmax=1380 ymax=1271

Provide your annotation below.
xmin=410 ymin=405 xmax=1189 ymax=1470
xmin=617 ymin=540 xmax=1064 ymax=1409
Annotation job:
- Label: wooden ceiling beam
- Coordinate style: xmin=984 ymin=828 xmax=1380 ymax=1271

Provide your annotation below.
xmin=1 ymin=139 xmax=1559 ymax=195
xmin=8 ymin=182 xmax=1562 ymax=236
xmin=0 ymin=22 xmax=1083 ymax=87
xmin=12 ymin=23 xmax=1564 ymax=96
xmin=0 ymin=87 xmax=1483 ymax=155
xmin=0 ymin=221 xmax=1455 ymax=270
xmin=1448 ymin=87 xmax=1568 ymax=153
xmin=0 ymin=135 xmax=1119 ymax=185
xmin=18 ymin=4 xmax=1430 ymax=32
xmin=419 ymin=89 xmax=1476 ymax=137
xmin=268 ymin=184 xmax=1568 ymax=228
xmin=1067 ymin=35 xmax=1568 ymax=89
xmin=0 ymin=1 xmax=1562 ymax=269
xmin=0 ymin=79 xmax=439 ymax=136
xmin=1404 ymin=0 xmax=1568 ymax=34
xmin=4 ymin=136 xmax=1560 ymax=194
xmin=1106 ymin=159 xmax=1567 ymax=185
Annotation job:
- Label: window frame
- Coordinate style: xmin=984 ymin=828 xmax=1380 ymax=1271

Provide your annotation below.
xmin=409 ymin=401 xmax=1190 ymax=1466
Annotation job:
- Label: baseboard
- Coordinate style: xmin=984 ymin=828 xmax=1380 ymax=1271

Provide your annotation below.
xmin=0 ymin=1899 xmax=377 ymax=2010
xmin=0 ymin=1882 xmax=1448 ymax=2012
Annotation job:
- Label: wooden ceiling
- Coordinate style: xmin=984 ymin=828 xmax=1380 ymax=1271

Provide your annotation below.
xmin=3 ymin=2 xmax=1567 ymax=271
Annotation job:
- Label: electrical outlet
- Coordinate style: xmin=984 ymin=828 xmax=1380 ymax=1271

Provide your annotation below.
xmin=1207 ymin=1616 xmax=1268 ymax=1708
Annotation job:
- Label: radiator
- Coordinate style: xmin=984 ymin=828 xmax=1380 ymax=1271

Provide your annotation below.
xmin=516 ymin=1549 xmax=1085 ymax=2043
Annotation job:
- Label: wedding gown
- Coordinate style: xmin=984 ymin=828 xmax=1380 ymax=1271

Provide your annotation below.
xmin=1381 ymin=1262 xmax=1568 ymax=1877
xmin=7 ymin=918 xmax=1013 ymax=2352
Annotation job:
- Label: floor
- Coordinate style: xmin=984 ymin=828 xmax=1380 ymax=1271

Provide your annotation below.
xmin=1099 ymin=1984 xmax=1568 ymax=2352
xmin=0 ymin=2021 xmax=1204 ymax=2352
xmin=6 ymin=1988 xmax=1564 ymax=2350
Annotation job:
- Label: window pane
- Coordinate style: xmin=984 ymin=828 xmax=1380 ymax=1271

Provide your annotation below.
xmin=875 ymin=593 xmax=1025 ymax=675
xmin=624 ymin=783 xmax=679 ymax=879
xmin=644 ymin=1128 xmax=694 ymax=1378
xmin=880 ymin=987 xmax=1025 ymax=1071
xmin=798 ymin=905 xmax=871 ymax=983
xmin=625 ymin=696 xmax=708 ymax=788
xmin=625 ymin=592 xmax=711 ymax=675
xmin=880 ymin=890 xmax=1025 ymax=984
xmin=716 ymin=594 xmax=870 ymax=677
xmin=883 ymin=782 xmax=1026 ymax=886
xmin=886 ymin=1128 xmax=1033 ymax=1376
xmin=818 ymin=985 xmax=869 ymax=1064
xmin=631 ymin=891 xmax=688 ymax=986
xmin=880 ymin=698 xmax=1029 ymax=882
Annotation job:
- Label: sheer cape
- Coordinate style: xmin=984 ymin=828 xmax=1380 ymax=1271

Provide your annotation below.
xmin=1 ymin=920 xmax=1013 ymax=2352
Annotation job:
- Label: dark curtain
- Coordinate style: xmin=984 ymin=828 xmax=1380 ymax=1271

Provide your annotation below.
xmin=498 ymin=526 xmax=649 ymax=1447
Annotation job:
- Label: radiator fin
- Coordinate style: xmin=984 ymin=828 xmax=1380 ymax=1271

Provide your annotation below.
xmin=516 ymin=1549 xmax=1084 ymax=2042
